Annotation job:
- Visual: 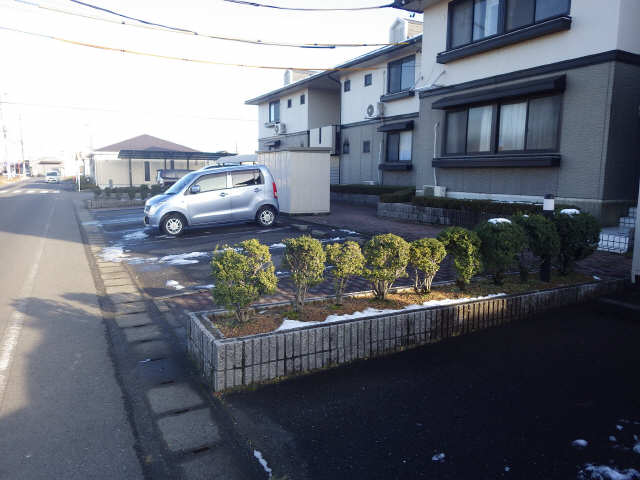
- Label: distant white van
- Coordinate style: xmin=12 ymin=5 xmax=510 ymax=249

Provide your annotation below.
xmin=45 ymin=171 xmax=59 ymax=183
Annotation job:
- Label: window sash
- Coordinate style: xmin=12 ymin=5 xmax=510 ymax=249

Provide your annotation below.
xmin=300 ymin=94 xmax=305 ymax=105
xmin=144 ymin=161 xmax=150 ymax=181
xmin=448 ymin=0 xmax=569 ymax=49
xmin=344 ymin=80 xmax=351 ymax=92
xmin=444 ymin=94 xmax=561 ymax=156
xmin=387 ymin=56 xmax=415 ymax=94
xmin=269 ymin=101 xmax=280 ymax=122
xmin=364 ymin=74 xmax=372 ymax=86
xmin=363 ymin=140 xmax=370 ymax=153
xmin=387 ymin=133 xmax=400 ymax=162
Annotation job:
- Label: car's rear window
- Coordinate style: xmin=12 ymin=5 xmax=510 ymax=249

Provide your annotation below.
xmin=231 ymin=170 xmax=263 ymax=187
xmin=46 ymin=171 xmax=58 ymax=176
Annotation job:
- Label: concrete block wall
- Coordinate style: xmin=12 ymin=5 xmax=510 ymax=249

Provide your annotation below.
xmin=187 ymin=279 xmax=625 ymax=392
xmin=330 ymin=192 xmax=380 ymax=206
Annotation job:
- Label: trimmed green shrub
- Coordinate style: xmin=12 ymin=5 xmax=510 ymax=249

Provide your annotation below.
xmin=325 ymin=241 xmax=365 ymax=305
xmin=92 ymin=187 xmax=102 ymax=199
xmin=412 ymin=196 xmax=577 ymax=217
xmin=437 ymin=227 xmax=482 ymax=289
xmin=362 ymin=234 xmax=410 ymax=300
xmin=475 ymin=220 xmax=527 ymax=285
xmin=330 ymin=184 xmax=406 ymax=195
xmin=379 ymin=188 xmax=416 ymax=204
xmin=513 ymin=214 xmax=560 ymax=280
xmin=139 ymin=184 xmax=149 ymax=200
xmin=150 ymin=184 xmax=162 ymax=196
xmin=103 ymin=188 xmax=112 ymax=198
xmin=553 ymin=211 xmax=600 ymax=275
xmin=127 ymin=187 xmax=137 ymax=200
xmin=210 ymin=239 xmax=277 ymax=323
xmin=409 ymin=238 xmax=446 ymax=293
xmin=283 ymin=236 xmax=326 ymax=312
xmin=114 ymin=190 xmax=122 ymax=200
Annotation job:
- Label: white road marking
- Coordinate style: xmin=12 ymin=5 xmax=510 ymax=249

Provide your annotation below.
xmin=0 ymin=195 xmax=57 ymax=406
xmin=13 ymin=189 xmax=23 ymax=193
xmin=26 ymin=190 xmax=36 ymax=194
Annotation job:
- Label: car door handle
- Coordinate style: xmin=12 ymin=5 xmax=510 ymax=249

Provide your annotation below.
xmin=219 ymin=192 xmax=227 ymax=197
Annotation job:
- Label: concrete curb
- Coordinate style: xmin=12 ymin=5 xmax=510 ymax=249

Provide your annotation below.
xmin=188 ymin=279 xmax=628 ymax=392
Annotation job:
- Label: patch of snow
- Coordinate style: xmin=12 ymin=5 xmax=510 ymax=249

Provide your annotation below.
xmin=561 ymin=208 xmax=581 ymax=215
xmin=572 ymin=439 xmax=589 ymax=448
xmin=276 ymin=294 xmax=506 ymax=332
xmin=609 ymin=436 xmax=617 ymax=442
xmin=616 ymin=425 xmax=624 ymax=431
xmin=431 ymin=453 xmax=445 ymax=463
xmin=127 ymin=256 xmax=158 ymax=265
xmin=122 ymin=230 xmax=149 ymax=241
xmin=593 ymin=276 xmax=602 ymax=281
xmin=269 ymin=242 xmax=286 ymax=249
xmin=505 ymin=466 xmax=510 ymax=472
xmin=339 ymin=229 xmax=359 ymax=235
xmin=100 ymin=246 xmax=128 ymax=263
xmin=253 ymin=450 xmax=272 ymax=478
xmin=577 ymin=464 xmax=640 ymax=480
xmin=159 ymin=251 xmax=209 ymax=265
xmin=633 ymin=443 xmax=640 ymax=455
xmin=165 ymin=280 xmax=185 ymax=290
xmin=193 ymin=284 xmax=215 ymax=290
xmin=488 ymin=218 xmax=511 ymax=224
xmin=321 ymin=237 xmax=344 ymax=243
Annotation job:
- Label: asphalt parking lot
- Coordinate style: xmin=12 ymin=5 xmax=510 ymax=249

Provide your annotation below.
xmin=88 ymin=207 xmax=367 ymax=299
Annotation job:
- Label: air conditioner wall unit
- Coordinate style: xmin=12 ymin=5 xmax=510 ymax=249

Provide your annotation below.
xmin=365 ymin=102 xmax=384 ymax=119
xmin=274 ymin=123 xmax=287 ymax=135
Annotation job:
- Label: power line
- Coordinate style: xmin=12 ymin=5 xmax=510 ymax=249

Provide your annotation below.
xmin=0 ymin=24 xmax=408 ymax=71
xmin=0 ymin=100 xmax=258 ymax=122
xmin=222 ymin=0 xmax=395 ymax=11
xmin=0 ymin=0 xmax=412 ymax=49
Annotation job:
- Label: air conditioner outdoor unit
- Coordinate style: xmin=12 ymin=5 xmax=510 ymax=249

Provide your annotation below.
xmin=365 ymin=102 xmax=384 ymax=119
xmin=274 ymin=123 xmax=287 ymax=135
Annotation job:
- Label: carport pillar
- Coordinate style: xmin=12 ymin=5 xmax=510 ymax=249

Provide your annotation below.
xmin=128 ymin=157 xmax=132 ymax=187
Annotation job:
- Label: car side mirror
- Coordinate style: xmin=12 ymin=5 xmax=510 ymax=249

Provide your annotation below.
xmin=190 ymin=184 xmax=201 ymax=194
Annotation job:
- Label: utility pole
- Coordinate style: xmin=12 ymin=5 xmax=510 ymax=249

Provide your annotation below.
xmin=0 ymin=93 xmax=11 ymax=178
xmin=19 ymin=114 xmax=25 ymax=176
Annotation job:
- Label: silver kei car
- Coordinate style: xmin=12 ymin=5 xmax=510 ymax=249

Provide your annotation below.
xmin=143 ymin=164 xmax=279 ymax=236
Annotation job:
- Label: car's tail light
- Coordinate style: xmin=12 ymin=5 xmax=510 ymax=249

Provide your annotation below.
xmin=272 ymin=181 xmax=278 ymax=199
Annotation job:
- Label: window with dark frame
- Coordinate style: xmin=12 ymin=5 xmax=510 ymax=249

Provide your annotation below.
xmin=342 ymin=139 xmax=350 ymax=154
xmin=300 ymin=94 xmax=305 ymax=105
xmin=443 ymin=93 xmax=561 ymax=156
xmin=144 ymin=161 xmax=150 ymax=181
xmin=364 ymin=73 xmax=372 ymax=87
xmin=387 ymin=55 xmax=415 ymax=94
xmin=269 ymin=100 xmax=280 ymax=122
xmin=287 ymin=99 xmax=292 ymax=108
xmin=170 ymin=159 xmax=175 ymax=170
xmin=448 ymin=0 xmax=570 ymax=50
xmin=363 ymin=140 xmax=371 ymax=153
xmin=386 ymin=131 xmax=413 ymax=162
xmin=344 ymin=80 xmax=351 ymax=92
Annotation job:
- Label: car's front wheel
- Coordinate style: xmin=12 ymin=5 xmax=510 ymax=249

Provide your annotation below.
xmin=256 ymin=206 xmax=276 ymax=227
xmin=162 ymin=213 xmax=186 ymax=236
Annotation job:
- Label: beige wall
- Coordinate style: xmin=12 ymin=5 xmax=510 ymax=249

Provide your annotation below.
xmin=94 ymin=156 xmax=209 ymax=187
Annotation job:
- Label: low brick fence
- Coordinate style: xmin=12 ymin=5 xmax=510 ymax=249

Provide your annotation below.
xmin=87 ymin=198 xmax=146 ymax=209
xmin=187 ymin=279 xmax=626 ymax=392
xmin=377 ymin=202 xmax=488 ymax=227
xmin=331 ymin=192 xmax=380 ymax=206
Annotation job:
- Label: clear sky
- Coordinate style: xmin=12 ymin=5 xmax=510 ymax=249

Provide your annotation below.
xmin=0 ymin=0 xmax=420 ymax=161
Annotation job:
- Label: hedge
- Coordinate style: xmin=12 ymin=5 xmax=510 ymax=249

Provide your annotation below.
xmin=412 ymin=196 xmax=576 ymax=216
xmin=379 ymin=188 xmax=416 ymax=204
xmin=330 ymin=184 xmax=407 ymax=195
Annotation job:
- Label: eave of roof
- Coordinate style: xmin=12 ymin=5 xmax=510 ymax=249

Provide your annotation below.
xmin=245 ymin=34 xmax=422 ymax=105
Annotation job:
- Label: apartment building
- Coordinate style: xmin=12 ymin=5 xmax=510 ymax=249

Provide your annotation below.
xmin=393 ymin=0 xmax=640 ymax=223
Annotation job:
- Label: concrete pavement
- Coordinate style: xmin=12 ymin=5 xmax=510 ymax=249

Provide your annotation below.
xmin=0 ymin=181 xmax=143 ymax=479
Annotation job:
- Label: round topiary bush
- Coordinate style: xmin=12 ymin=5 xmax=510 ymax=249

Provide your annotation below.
xmin=150 ymin=184 xmax=162 ymax=196
xmin=103 ymin=188 xmax=112 ymax=198
xmin=475 ymin=219 xmax=527 ymax=285
xmin=513 ymin=214 xmax=560 ymax=281
xmin=325 ymin=241 xmax=365 ymax=305
xmin=139 ymin=184 xmax=149 ymax=200
xmin=437 ymin=226 xmax=482 ymax=290
xmin=409 ymin=238 xmax=446 ymax=293
xmin=283 ymin=236 xmax=326 ymax=312
xmin=127 ymin=187 xmax=137 ymax=200
xmin=553 ymin=211 xmax=600 ymax=275
xmin=92 ymin=187 xmax=102 ymax=199
xmin=210 ymin=239 xmax=277 ymax=323
xmin=362 ymin=233 xmax=410 ymax=300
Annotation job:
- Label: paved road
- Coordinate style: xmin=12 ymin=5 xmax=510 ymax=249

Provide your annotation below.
xmin=223 ymin=300 xmax=640 ymax=480
xmin=0 ymin=181 xmax=143 ymax=479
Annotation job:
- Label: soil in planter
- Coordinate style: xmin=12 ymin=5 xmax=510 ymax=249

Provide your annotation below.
xmin=209 ymin=271 xmax=593 ymax=338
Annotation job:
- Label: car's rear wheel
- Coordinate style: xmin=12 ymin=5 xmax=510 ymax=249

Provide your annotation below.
xmin=256 ymin=206 xmax=276 ymax=227
xmin=162 ymin=213 xmax=186 ymax=236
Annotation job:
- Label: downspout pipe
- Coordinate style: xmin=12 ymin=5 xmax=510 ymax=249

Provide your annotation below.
xmin=327 ymin=73 xmax=342 ymax=184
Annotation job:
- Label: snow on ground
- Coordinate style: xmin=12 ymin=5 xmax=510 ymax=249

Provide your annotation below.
xmin=633 ymin=443 xmax=640 ymax=455
xmin=269 ymin=243 xmax=286 ymax=249
xmin=431 ymin=453 xmax=445 ymax=463
xmin=577 ymin=465 xmax=640 ymax=480
xmin=322 ymin=237 xmax=345 ymax=243
xmin=561 ymin=208 xmax=581 ymax=215
xmin=339 ymin=229 xmax=359 ymax=235
xmin=193 ymin=284 xmax=215 ymax=290
xmin=253 ymin=450 xmax=272 ymax=478
xmin=609 ymin=436 xmax=617 ymax=442
xmin=276 ymin=294 xmax=506 ymax=332
xmin=488 ymin=218 xmax=511 ymax=224
xmin=617 ymin=425 xmax=624 ymax=431
xmin=122 ymin=230 xmax=149 ymax=241
xmin=100 ymin=246 xmax=128 ymax=263
xmin=159 ymin=252 xmax=209 ymax=265
xmin=572 ymin=439 xmax=589 ymax=448
xmin=165 ymin=280 xmax=185 ymax=290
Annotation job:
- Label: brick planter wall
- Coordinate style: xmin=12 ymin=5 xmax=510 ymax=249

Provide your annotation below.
xmin=331 ymin=192 xmax=380 ymax=206
xmin=377 ymin=202 xmax=489 ymax=227
xmin=187 ymin=280 xmax=626 ymax=392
